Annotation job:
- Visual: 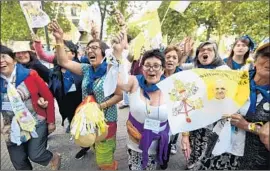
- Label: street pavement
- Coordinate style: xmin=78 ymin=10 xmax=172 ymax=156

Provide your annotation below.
xmin=1 ymin=105 xmax=186 ymax=170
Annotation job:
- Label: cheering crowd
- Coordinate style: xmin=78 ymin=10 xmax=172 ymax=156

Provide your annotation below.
xmin=1 ymin=9 xmax=269 ymax=170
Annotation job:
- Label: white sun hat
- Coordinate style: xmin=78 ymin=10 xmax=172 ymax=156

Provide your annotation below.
xmin=12 ymin=41 xmax=32 ymax=53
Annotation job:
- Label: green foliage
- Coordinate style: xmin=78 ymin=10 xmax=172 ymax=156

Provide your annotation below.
xmin=1 ymin=1 xmax=32 ymax=41
xmin=106 ymin=0 xmax=129 ymax=36
xmin=158 ymin=1 xmax=197 ymax=45
xmin=228 ymin=1 xmax=269 ymax=43
xmin=158 ymin=1 xmax=269 ymax=44
xmin=1 ymin=1 xmax=71 ymax=42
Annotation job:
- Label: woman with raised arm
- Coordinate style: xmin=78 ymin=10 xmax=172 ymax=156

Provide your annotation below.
xmin=114 ymin=48 xmax=170 ymax=170
xmin=49 ymin=20 xmax=123 ymax=170
xmin=32 ymin=34 xmax=83 ymax=133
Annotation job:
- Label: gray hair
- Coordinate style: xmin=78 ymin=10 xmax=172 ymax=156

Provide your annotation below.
xmin=194 ymin=41 xmax=224 ymax=68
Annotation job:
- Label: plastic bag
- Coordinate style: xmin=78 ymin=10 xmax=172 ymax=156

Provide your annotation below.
xmin=71 ymin=96 xmax=108 ymax=147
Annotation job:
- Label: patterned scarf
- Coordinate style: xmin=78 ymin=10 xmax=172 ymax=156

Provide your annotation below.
xmin=88 ymin=60 xmax=107 ymax=94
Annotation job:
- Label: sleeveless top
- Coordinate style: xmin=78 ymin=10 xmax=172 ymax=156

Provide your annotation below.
xmin=127 ymin=87 xmax=169 ymax=154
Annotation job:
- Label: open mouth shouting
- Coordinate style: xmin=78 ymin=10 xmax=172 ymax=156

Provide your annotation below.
xmin=147 ymin=73 xmax=157 ymax=79
xmin=88 ymin=53 xmax=96 ymax=62
xmin=200 ymin=54 xmax=210 ymax=64
xmin=166 ymin=62 xmax=175 ymax=69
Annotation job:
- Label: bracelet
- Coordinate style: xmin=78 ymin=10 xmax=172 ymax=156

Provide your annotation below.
xmin=105 ymin=101 xmax=108 ymax=108
xmin=55 ymin=43 xmax=64 ymax=47
xmin=248 ymin=122 xmax=263 ymax=133
xmin=248 ymin=123 xmax=256 ymax=132
xmin=182 ymin=132 xmax=190 ymax=136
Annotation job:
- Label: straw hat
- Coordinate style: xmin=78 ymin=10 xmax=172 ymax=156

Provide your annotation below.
xmin=256 ymin=37 xmax=270 ymax=52
xmin=12 ymin=41 xmax=32 ymax=53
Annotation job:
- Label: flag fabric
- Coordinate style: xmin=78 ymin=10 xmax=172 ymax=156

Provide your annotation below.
xmin=20 ymin=1 xmax=50 ymax=28
xmin=129 ymin=10 xmax=165 ymax=60
xmin=157 ymin=69 xmax=249 ymax=134
xmin=169 ymin=1 xmax=191 ymax=13
xmin=64 ymin=21 xmax=81 ymax=44
xmin=79 ymin=2 xmax=101 ymax=33
xmin=78 ymin=2 xmax=92 ymax=32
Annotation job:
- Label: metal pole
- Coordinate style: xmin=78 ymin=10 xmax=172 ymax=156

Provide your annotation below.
xmin=41 ymin=1 xmax=50 ymax=51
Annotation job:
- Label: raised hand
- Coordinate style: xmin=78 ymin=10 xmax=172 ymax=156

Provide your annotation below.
xmin=90 ymin=21 xmax=100 ymax=40
xmin=184 ymin=37 xmax=194 ymax=56
xmin=31 ymin=33 xmax=40 ymax=42
xmin=114 ymin=10 xmax=126 ymax=26
xmin=112 ymin=31 xmax=125 ymax=59
xmin=48 ymin=20 xmax=64 ymax=40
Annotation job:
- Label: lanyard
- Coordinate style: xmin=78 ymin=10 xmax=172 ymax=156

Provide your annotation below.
xmin=145 ymin=91 xmax=161 ymax=120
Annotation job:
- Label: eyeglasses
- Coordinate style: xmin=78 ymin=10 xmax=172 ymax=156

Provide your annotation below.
xmin=142 ymin=64 xmax=162 ymax=71
xmin=86 ymin=45 xmax=100 ymax=51
xmin=199 ymin=47 xmax=214 ymax=53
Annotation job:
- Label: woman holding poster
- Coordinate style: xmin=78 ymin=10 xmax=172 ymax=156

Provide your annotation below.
xmin=192 ymin=38 xmax=270 ymax=170
xmin=180 ymin=41 xmax=230 ymax=169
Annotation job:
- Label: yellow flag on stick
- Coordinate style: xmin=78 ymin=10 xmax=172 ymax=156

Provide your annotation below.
xmin=64 ymin=21 xmax=81 ymax=44
xmin=169 ymin=1 xmax=191 ymax=13
xmin=129 ymin=10 xmax=164 ymax=61
xmin=129 ymin=32 xmax=147 ymax=61
xmin=163 ymin=34 xmax=168 ymax=46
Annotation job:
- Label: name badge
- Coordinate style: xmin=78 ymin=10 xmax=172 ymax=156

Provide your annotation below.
xmin=263 ymin=102 xmax=269 ymax=112
xmin=144 ymin=118 xmax=160 ymax=132
xmin=68 ymin=84 xmax=76 ymax=92
xmin=2 ymin=102 xmax=12 ymax=111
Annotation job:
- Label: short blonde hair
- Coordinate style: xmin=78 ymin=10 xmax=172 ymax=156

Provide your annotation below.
xmin=164 ymin=45 xmax=182 ymax=62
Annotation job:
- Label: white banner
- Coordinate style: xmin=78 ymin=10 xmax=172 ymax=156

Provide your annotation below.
xmin=20 ymin=1 xmax=50 ymax=28
xmin=157 ymin=69 xmax=249 ymax=134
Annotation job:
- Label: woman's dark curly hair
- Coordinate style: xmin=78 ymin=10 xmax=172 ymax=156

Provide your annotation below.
xmin=141 ymin=49 xmax=165 ymax=68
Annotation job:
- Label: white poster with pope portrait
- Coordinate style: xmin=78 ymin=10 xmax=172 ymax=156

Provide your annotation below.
xmin=157 ymin=69 xmax=250 ymax=134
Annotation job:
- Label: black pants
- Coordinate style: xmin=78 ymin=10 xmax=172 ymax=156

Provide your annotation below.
xmin=7 ymin=120 xmax=53 ymax=170
xmin=171 ymin=133 xmax=179 ymax=145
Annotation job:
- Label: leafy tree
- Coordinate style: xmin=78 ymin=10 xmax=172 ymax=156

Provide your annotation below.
xmin=0 ymin=1 xmax=71 ymax=42
xmin=158 ymin=1 xmax=269 ymax=44
xmin=1 ymin=1 xmax=31 ymax=42
xmin=158 ymin=1 xmax=197 ymax=44
xmin=228 ymin=1 xmax=269 ymax=44
xmin=106 ymin=0 xmax=129 ymax=37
